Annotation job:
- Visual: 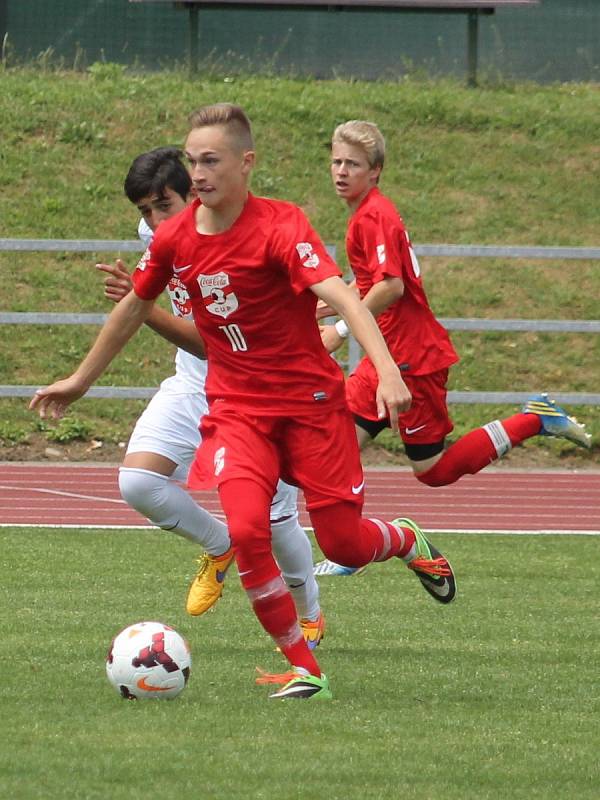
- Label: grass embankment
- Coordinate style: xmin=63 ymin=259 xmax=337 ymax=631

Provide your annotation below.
xmin=0 ymin=66 xmax=598 ymax=466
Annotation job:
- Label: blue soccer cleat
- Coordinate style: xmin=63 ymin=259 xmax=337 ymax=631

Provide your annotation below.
xmin=523 ymin=393 xmax=592 ymax=449
xmin=313 ymin=559 xmax=367 ymax=577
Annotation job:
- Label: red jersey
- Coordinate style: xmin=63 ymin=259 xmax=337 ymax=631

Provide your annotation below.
xmin=133 ymin=194 xmax=346 ymax=415
xmin=346 ymin=188 xmax=458 ymax=376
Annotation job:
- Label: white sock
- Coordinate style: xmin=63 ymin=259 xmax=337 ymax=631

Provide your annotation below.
xmin=270 ymin=513 xmax=320 ymax=621
xmin=118 ymin=467 xmax=230 ymax=555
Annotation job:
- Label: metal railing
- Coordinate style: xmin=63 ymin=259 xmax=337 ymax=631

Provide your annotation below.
xmin=2 ymin=238 xmax=599 ymax=405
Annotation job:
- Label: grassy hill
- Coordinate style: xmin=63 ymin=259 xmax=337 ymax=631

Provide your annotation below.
xmin=0 ymin=64 xmax=598 ymax=467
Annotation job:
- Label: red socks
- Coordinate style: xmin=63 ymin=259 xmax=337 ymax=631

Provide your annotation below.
xmin=247 ymin=575 xmax=321 ymax=678
xmin=417 ymin=413 xmax=542 ymax=487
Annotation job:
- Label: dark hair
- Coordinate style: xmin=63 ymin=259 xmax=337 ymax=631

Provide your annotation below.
xmin=124 ymin=147 xmax=191 ymax=204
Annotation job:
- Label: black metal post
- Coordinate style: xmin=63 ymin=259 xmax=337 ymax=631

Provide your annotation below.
xmin=467 ymin=9 xmax=479 ymax=87
xmin=0 ymin=0 xmax=8 ymax=64
xmin=188 ymin=3 xmax=199 ymax=75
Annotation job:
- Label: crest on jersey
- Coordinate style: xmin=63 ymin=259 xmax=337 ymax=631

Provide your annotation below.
xmin=167 ymin=276 xmax=192 ymax=317
xmin=296 ymin=242 xmax=320 ymax=269
xmin=197 ymin=272 xmax=239 ymax=319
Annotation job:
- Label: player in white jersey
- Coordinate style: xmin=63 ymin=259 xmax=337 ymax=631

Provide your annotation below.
xmin=96 ymin=147 xmax=324 ymax=647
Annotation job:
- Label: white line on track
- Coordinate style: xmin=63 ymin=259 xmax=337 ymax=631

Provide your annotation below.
xmin=0 ymin=484 xmax=126 ymax=504
xmin=1 ymin=523 xmax=598 ymax=535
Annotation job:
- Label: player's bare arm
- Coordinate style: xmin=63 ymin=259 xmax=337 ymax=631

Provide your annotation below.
xmin=96 ymin=260 xmax=206 ymax=359
xmin=315 ymin=279 xmax=359 ymax=320
xmin=320 ymin=276 xmax=404 ymax=354
xmin=30 ymin=291 xmax=154 ymax=420
xmin=311 ymin=275 xmax=411 ymax=429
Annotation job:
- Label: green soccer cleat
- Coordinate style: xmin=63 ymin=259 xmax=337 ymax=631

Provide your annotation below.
xmin=393 ymin=517 xmax=456 ymax=604
xmin=523 ymin=393 xmax=592 ymax=449
xmin=256 ymin=667 xmax=332 ymax=700
xmin=269 ymin=671 xmax=332 ymax=701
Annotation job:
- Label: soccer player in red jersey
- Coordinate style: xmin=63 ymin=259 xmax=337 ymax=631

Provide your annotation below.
xmin=322 ymin=120 xmax=590 ymax=485
xmin=317 ymin=119 xmax=591 ymax=575
xmin=30 ymin=104 xmax=456 ymax=700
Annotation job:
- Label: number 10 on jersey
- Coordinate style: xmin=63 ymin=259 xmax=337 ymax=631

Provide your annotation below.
xmin=219 ymin=323 xmax=248 ymax=352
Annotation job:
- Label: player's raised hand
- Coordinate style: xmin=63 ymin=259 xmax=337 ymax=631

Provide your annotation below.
xmin=29 ymin=375 xmax=88 ymax=420
xmin=376 ymin=369 xmax=411 ymax=433
xmin=319 ymin=324 xmax=344 ymax=354
xmin=96 ymin=259 xmax=133 ymax=304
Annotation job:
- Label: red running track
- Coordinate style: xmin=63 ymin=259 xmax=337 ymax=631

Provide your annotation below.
xmin=1 ymin=462 xmax=599 ymax=534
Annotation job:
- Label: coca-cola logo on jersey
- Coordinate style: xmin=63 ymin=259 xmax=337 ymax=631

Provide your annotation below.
xmin=167 ymin=276 xmax=192 ymax=317
xmin=197 ymin=272 xmax=239 ymax=319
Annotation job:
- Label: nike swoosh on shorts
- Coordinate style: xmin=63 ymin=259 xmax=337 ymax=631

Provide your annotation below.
xmin=405 ymin=424 xmax=426 ymax=435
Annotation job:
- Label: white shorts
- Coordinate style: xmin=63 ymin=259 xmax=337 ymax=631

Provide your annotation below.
xmin=126 ymin=389 xmax=207 ymax=481
xmin=126 ymin=388 xmax=298 ymax=519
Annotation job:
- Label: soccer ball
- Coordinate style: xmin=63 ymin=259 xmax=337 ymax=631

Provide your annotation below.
xmin=106 ymin=621 xmax=191 ymax=700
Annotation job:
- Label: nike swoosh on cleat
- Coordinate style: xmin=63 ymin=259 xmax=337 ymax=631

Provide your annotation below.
xmin=351 ymin=481 xmax=365 ymax=494
xmin=418 ymin=575 xmax=451 ymax=597
xmin=216 ymin=570 xmax=228 ymax=582
xmin=405 ymin=424 xmax=427 ymax=435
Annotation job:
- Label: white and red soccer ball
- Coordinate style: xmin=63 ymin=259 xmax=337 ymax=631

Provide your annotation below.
xmin=106 ymin=621 xmax=191 ymax=700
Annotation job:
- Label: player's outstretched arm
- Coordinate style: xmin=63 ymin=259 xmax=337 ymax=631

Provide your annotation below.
xmin=311 ymin=275 xmax=411 ymax=431
xmin=29 ymin=291 xmax=154 ymax=420
xmin=96 ymin=260 xmax=206 ymax=359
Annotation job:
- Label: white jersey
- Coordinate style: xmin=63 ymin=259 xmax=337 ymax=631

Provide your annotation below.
xmin=138 ymin=219 xmax=207 ymax=395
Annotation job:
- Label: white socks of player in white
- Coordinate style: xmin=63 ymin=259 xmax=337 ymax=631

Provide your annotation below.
xmin=118 ymin=467 xmax=230 ymax=555
xmin=271 ymin=514 xmax=320 ymax=622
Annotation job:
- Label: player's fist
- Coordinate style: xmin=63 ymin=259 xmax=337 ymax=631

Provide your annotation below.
xmin=320 ymin=324 xmax=344 ymax=354
xmin=315 ymin=298 xmax=336 ymax=320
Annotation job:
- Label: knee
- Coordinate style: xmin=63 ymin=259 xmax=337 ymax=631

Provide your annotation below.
xmin=227 ymin=505 xmax=271 ymax=554
xmin=118 ymin=467 xmax=169 ymax=521
xmin=415 ymin=467 xmax=446 ymax=487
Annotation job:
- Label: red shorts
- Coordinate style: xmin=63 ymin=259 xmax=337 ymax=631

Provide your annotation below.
xmin=188 ymin=402 xmax=365 ymax=511
xmin=346 ymin=360 xmax=454 ymax=445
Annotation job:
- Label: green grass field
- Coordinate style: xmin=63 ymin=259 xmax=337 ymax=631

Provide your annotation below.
xmin=2 ymin=527 xmax=599 ymax=800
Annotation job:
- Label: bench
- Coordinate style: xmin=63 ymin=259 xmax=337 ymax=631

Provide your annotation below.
xmin=130 ymin=0 xmax=539 ymax=85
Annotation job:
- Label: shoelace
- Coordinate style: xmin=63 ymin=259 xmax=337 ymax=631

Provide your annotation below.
xmin=255 ymin=667 xmax=300 ymax=686
xmin=194 ymin=555 xmax=209 ymax=579
xmin=408 ymin=556 xmax=451 ymax=577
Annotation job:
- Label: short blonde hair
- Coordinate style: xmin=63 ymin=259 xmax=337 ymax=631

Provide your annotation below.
xmin=187 ymin=103 xmax=254 ymax=152
xmin=332 ymin=120 xmax=385 ymax=170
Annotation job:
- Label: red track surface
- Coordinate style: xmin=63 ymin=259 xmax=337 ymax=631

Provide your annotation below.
xmin=1 ymin=462 xmax=599 ymax=533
